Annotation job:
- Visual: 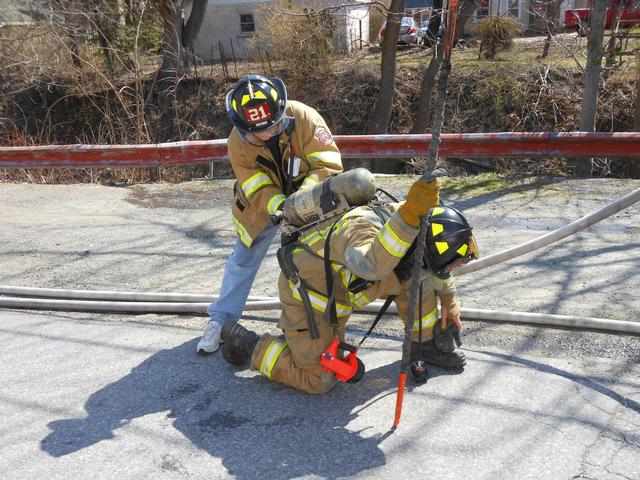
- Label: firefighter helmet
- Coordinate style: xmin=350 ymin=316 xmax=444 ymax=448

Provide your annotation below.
xmin=424 ymin=206 xmax=479 ymax=278
xmin=225 ymin=75 xmax=287 ymax=133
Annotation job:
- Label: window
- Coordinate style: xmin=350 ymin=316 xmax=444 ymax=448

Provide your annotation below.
xmin=240 ymin=14 xmax=255 ymax=34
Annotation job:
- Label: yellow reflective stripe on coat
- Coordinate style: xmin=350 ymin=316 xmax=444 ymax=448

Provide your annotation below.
xmin=307 ymin=151 xmax=342 ymax=167
xmin=232 ymin=214 xmax=253 ymax=247
xmin=349 ymin=290 xmax=371 ymax=308
xmin=377 ymin=222 xmax=411 ymax=257
xmin=288 ymin=281 xmax=352 ymax=317
xmin=411 ymin=308 xmax=438 ymax=333
xmin=242 ymin=171 xmax=274 ymax=198
xmin=300 ymin=177 xmax=318 ymax=190
xmin=299 ymin=224 xmax=333 ymax=248
xmin=267 ymin=193 xmax=286 ymax=215
xmin=259 ymin=338 xmax=287 ymax=379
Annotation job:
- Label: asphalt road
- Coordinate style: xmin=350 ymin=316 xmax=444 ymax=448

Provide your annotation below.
xmin=1 ymin=175 xmax=639 ymax=479
xmin=1 ymin=310 xmax=638 ymax=480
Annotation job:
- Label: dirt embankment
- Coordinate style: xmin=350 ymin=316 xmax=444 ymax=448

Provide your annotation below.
xmin=1 ymin=44 xmax=638 ymax=182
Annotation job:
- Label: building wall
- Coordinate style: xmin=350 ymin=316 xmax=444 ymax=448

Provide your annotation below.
xmin=193 ymin=1 xmax=264 ymax=62
xmin=340 ymin=6 xmax=369 ymax=52
xmin=193 ymin=0 xmax=370 ymax=61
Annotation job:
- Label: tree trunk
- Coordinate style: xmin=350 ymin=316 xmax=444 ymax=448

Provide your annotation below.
xmin=541 ymin=0 xmax=565 ymax=58
xmin=156 ymin=0 xmax=183 ymax=100
xmin=182 ymin=0 xmax=207 ymax=50
xmin=367 ymin=0 xmax=403 ymax=136
xmin=574 ymin=0 xmax=607 ymax=177
xmin=410 ymin=52 xmax=442 ymax=133
xmin=453 ymin=0 xmax=479 ymax=45
xmin=181 ymin=0 xmax=207 ymax=73
xmin=425 ymin=0 xmax=443 ymax=47
xmin=631 ymin=52 xmax=640 ymax=178
xmin=61 ymin=0 xmax=83 ymax=68
xmin=367 ymin=0 xmax=404 ymax=173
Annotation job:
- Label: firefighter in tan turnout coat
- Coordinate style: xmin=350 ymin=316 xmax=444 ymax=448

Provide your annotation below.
xmin=197 ymin=75 xmax=343 ymax=355
xmin=221 ymin=172 xmax=479 ymax=394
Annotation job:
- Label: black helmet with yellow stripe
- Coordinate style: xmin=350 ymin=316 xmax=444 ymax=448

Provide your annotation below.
xmin=425 ymin=206 xmax=479 ymax=278
xmin=225 ymin=75 xmax=287 ymax=133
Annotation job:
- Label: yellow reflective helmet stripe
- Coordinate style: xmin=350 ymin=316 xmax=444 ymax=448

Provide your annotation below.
xmin=436 ymin=241 xmax=449 ymax=254
xmin=431 ymin=223 xmax=444 ymax=236
xmin=232 ymin=214 xmax=253 ymax=247
xmin=289 ymin=281 xmax=352 ymax=317
xmin=307 ymin=151 xmax=341 ymax=167
xmin=411 ymin=307 xmax=438 ymax=333
xmin=259 ymin=338 xmax=287 ymax=379
xmin=241 ymin=94 xmax=251 ymax=106
xmin=242 ymin=171 xmax=273 ymax=198
xmin=232 ymin=98 xmax=237 ymax=112
xmin=377 ymin=222 xmax=412 ymax=258
xmin=269 ymin=87 xmax=279 ymax=102
xmin=253 ymin=90 xmax=267 ymax=100
xmin=267 ymin=193 xmax=286 ymax=215
xmin=457 ymin=243 xmax=468 ymax=256
xmin=431 ymin=207 xmax=445 ymax=216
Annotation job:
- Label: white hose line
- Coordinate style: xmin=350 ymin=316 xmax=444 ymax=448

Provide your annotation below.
xmin=456 ymin=186 xmax=640 ymax=275
xmin=1 ymin=297 xmax=638 ymax=335
xmin=2 ymin=188 xmax=639 ymax=333
xmin=0 ymin=286 xmax=273 ymax=303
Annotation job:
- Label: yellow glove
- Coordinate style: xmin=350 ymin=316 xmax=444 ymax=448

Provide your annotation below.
xmin=397 ymin=170 xmax=444 ymax=228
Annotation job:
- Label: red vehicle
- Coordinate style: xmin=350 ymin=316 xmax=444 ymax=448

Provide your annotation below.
xmin=565 ymin=0 xmax=640 ymax=34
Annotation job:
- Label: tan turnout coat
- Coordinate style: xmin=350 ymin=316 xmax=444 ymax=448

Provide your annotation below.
xmin=250 ymin=202 xmax=462 ymax=394
xmin=228 ymin=100 xmax=343 ymax=247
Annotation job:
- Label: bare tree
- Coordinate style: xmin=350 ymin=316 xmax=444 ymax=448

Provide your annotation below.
xmin=155 ymin=0 xmax=183 ymax=99
xmin=182 ymin=0 xmax=207 ymax=50
xmin=154 ymin=0 xmax=207 ymax=99
xmin=574 ymin=0 xmax=607 ymax=177
xmin=366 ymin=0 xmax=403 ymax=136
xmin=632 ymin=52 xmax=640 ymax=178
xmin=412 ymin=0 xmax=472 ymax=134
xmin=453 ymin=0 xmax=479 ymax=45
xmin=540 ymin=0 xmax=566 ymax=58
xmin=410 ymin=45 xmax=442 ymax=134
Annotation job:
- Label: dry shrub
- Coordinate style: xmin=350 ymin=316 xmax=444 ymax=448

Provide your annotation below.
xmin=249 ymin=1 xmax=337 ymax=87
xmin=474 ymin=16 xmax=522 ymax=60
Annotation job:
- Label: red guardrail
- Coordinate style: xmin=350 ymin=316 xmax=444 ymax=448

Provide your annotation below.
xmin=0 ymin=132 xmax=638 ymax=168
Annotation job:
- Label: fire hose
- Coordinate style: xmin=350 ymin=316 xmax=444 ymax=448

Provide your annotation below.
xmin=2 ymin=183 xmax=639 ymax=330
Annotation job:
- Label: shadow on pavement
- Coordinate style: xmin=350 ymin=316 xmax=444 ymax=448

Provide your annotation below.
xmin=41 ymin=339 xmax=405 ymax=479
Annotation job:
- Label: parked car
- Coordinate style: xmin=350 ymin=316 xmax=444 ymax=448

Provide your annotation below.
xmin=378 ymin=16 xmax=420 ymax=45
xmin=565 ymin=0 xmax=640 ymax=36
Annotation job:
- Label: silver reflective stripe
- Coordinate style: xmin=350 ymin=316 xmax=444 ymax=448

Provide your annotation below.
xmin=242 ymin=172 xmax=273 ymax=198
xmin=377 ymin=222 xmax=411 ymax=258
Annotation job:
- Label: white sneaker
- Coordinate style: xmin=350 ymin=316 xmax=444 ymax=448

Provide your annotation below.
xmin=196 ymin=321 xmax=222 ymax=354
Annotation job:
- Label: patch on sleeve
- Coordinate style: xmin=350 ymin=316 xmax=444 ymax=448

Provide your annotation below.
xmin=314 ymin=126 xmax=334 ymax=146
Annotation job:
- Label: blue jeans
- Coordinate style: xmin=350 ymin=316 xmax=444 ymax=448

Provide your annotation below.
xmin=207 ymin=222 xmax=279 ymax=324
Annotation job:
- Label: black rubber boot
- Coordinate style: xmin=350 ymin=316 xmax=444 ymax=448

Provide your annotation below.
xmin=221 ymin=320 xmax=259 ymax=366
xmin=410 ymin=340 xmax=466 ymax=370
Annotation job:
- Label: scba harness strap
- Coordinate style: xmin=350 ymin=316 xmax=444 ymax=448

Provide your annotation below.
xmin=276 ymin=242 xmax=320 ymax=339
xmin=277 ymin=197 xmax=398 ymax=342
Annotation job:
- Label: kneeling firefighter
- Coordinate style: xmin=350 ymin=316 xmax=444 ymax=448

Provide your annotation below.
xmin=221 ymin=169 xmax=479 ymax=394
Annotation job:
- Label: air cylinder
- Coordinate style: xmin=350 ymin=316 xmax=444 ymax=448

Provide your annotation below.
xmin=282 ymin=168 xmax=377 ymax=226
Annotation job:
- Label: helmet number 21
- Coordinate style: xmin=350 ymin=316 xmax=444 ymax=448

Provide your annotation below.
xmin=246 ymin=104 xmax=270 ymax=123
